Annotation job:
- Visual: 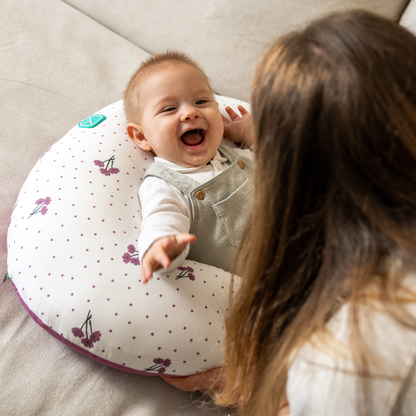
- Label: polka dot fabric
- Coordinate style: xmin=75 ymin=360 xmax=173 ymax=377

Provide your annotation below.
xmin=7 ymin=96 xmax=249 ymax=376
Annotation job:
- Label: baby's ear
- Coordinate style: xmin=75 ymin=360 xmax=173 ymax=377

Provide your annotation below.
xmin=126 ymin=123 xmax=152 ymax=151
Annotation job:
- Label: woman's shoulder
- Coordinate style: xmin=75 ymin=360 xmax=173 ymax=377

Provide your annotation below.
xmin=287 ymin=272 xmax=416 ymax=415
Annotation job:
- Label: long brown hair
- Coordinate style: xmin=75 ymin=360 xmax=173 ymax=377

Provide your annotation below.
xmin=217 ymin=10 xmax=416 ymax=414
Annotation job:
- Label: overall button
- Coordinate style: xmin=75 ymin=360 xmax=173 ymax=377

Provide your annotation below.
xmin=238 ymin=161 xmax=245 ymax=169
xmin=196 ymin=190 xmax=205 ymax=200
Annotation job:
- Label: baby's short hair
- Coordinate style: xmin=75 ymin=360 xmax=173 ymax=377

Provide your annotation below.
xmin=124 ymin=51 xmax=211 ymax=123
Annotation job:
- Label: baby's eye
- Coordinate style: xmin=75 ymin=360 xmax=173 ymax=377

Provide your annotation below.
xmin=196 ymin=99 xmax=208 ymax=105
xmin=162 ymin=107 xmax=176 ymax=112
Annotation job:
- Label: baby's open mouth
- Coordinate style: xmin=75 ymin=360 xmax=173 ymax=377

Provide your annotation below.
xmin=181 ymin=129 xmax=205 ymax=146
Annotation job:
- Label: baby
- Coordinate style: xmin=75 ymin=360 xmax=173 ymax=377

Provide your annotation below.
xmin=124 ymin=51 xmax=254 ymax=283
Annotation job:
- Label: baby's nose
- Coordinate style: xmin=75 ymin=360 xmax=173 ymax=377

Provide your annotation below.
xmin=181 ymin=106 xmax=200 ymax=121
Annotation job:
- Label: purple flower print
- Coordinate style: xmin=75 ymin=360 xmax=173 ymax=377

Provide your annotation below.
xmin=100 ymin=168 xmax=111 ymax=176
xmin=29 ymin=197 xmax=51 ymax=218
xmin=71 ymin=310 xmax=101 ymax=349
xmin=71 ymin=327 xmax=84 ymax=338
xmin=35 ymin=197 xmax=50 ymax=205
xmin=81 ymin=338 xmax=94 ymax=349
xmin=94 ymin=156 xmax=120 ymax=176
xmin=94 ymin=160 xmax=105 ymax=167
xmin=176 ymin=266 xmax=195 ymax=281
xmin=122 ymin=244 xmax=140 ymax=266
xmin=145 ymin=357 xmax=172 ymax=374
xmin=90 ymin=331 xmax=102 ymax=343
xmin=122 ymin=252 xmax=132 ymax=263
xmin=130 ymin=258 xmax=140 ymax=266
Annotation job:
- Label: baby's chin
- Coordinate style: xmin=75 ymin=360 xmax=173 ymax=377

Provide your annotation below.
xmin=179 ymin=154 xmax=217 ymax=168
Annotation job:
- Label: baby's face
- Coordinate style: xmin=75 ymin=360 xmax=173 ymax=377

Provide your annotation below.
xmin=130 ymin=63 xmax=224 ymax=168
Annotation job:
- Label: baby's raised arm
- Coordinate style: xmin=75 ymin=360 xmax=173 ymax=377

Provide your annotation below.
xmin=139 ymin=176 xmax=195 ymax=283
xmin=222 ymin=105 xmax=255 ymax=147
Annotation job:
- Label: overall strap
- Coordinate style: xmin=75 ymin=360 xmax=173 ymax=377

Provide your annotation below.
xmin=143 ymin=163 xmax=200 ymax=194
xmin=217 ymin=144 xmax=239 ymax=163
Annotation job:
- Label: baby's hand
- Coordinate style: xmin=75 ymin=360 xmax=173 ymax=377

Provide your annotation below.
xmin=141 ymin=234 xmax=196 ymax=283
xmin=222 ymin=105 xmax=255 ymax=147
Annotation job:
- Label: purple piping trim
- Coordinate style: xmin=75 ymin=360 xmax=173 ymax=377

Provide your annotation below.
xmin=11 ymin=282 xmax=178 ymax=377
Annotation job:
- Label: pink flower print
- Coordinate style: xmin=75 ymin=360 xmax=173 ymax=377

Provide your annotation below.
xmin=81 ymin=338 xmax=94 ymax=349
xmin=122 ymin=252 xmax=132 ymax=264
xmin=90 ymin=331 xmax=101 ymax=343
xmin=100 ymin=168 xmax=111 ymax=176
xmin=145 ymin=357 xmax=172 ymax=373
xmin=95 ymin=156 xmax=119 ymax=176
xmin=71 ymin=327 xmax=84 ymax=338
xmin=122 ymin=244 xmax=140 ymax=266
xmin=72 ymin=310 xmax=101 ymax=349
xmin=29 ymin=197 xmax=51 ymax=218
xmin=94 ymin=160 xmax=105 ymax=167
xmin=176 ymin=266 xmax=195 ymax=281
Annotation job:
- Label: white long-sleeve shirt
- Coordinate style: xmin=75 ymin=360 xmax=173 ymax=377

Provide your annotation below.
xmin=138 ymin=147 xmax=253 ymax=271
xmin=287 ymin=273 xmax=416 ymax=415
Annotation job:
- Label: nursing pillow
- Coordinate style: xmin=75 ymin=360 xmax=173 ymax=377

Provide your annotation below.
xmin=6 ymin=95 xmax=250 ymax=376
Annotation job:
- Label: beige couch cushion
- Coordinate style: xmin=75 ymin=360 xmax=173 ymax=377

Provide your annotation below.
xmin=63 ymin=0 xmax=409 ymax=102
xmin=400 ymin=0 xmax=416 ymax=34
xmin=0 ymin=0 xmax=229 ymax=414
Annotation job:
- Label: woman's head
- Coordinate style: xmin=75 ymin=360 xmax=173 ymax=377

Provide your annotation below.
xmin=219 ymin=10 xmax=416 ymax=415
xmin=251 ymin=9 xmax=416 ymax=255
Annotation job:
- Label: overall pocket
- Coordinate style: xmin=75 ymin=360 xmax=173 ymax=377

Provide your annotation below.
xmin=213 ymin=178 xmax=254 ymax=246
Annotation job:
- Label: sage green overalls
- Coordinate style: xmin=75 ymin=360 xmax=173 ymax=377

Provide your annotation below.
xmin=143 ymin=145 xmax=254 ymax=273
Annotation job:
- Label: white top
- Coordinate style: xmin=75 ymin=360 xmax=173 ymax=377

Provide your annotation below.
xmin=138 ymin=147 xmax=253 ymax=271
xmin=286 ymin=273 xmax=416 ymax=415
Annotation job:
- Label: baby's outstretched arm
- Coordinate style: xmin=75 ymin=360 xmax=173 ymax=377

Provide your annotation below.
xmin=222 ymin=105 xmax=255 ymax=147
xmin=141 ymin=234 xmax=196 ymax=283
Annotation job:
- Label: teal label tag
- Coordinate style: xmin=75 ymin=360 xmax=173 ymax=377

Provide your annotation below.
xmin=79 ymin=114 xmax=106 ymax=128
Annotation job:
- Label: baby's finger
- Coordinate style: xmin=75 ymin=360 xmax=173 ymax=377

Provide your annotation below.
xmin=237 ymin=105 xmax=249 ymax=115
xmin=154 ymin=245 xmax=171 ymax=269
xmin=175 ymin=234 xmax=196 ymax=246
xmin=225 ymin=106 xmax=241 ymax=121
xmin=141 ymin=258 xmax=153 ymax=283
